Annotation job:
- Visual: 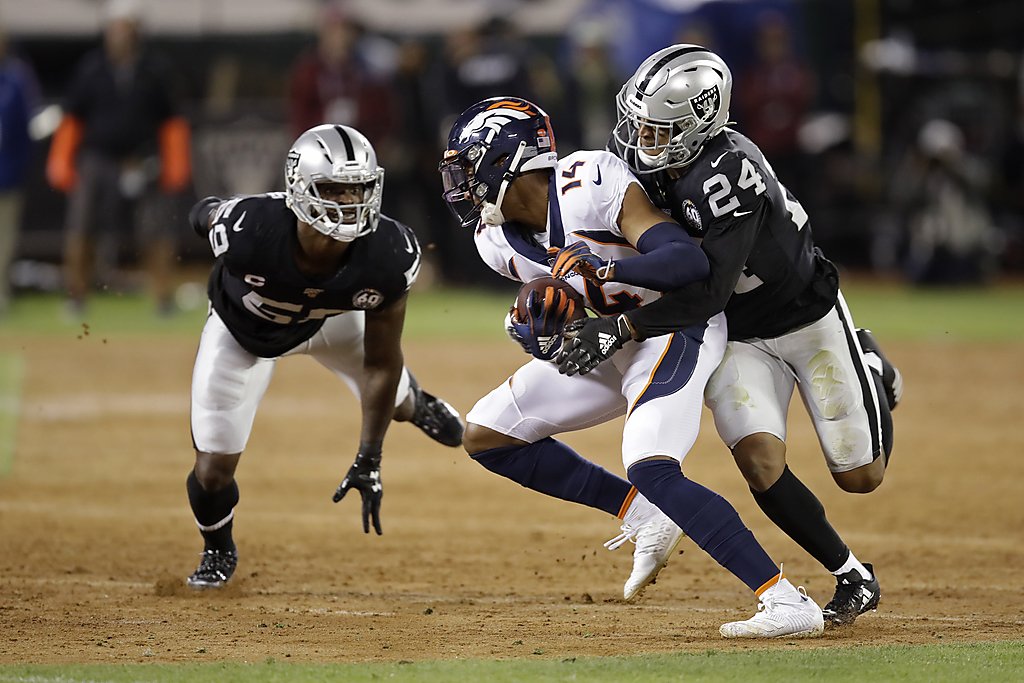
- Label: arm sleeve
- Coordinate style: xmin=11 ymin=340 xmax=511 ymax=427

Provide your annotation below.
xmin=189 ymin=196 xmax=222 ymax=237
xmin=610 ymin=222 xmax=709 ymax=291
xmin=624 ymin=200 xmax=768 ymax=339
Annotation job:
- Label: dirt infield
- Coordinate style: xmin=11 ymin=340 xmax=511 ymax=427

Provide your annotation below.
xmin=0 ymin=333 xmax=1022 ymax=664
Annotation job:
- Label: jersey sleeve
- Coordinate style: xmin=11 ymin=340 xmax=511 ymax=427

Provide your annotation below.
xmin=392 ymin=221 xmax=422 ymax=293
xmin=207 ymin=196 xmax=260 ymax=267
xmin=589 ymin=151 xmax=644 ymax=236
xmin=473 ymin=224 xmax=519 ymax=281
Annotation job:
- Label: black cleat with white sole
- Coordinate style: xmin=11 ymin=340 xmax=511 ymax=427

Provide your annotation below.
xmin=823 ymin=562 xmax=880 ymax=627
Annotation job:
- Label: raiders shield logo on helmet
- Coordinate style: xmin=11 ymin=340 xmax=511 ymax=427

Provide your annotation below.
xmin=690 ymin=85 xmax=721 ymax=122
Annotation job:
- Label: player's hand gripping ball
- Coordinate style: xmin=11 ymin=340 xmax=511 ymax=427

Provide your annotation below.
xmin=506 ymin=277 xmax=588 ymax=361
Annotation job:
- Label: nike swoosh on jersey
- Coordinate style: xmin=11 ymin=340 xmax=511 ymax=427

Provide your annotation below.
xmin=711 ymin=152 xmax=728 ymax=168
xmin=593 ymin=166 xmax=602 ymax=185
xmin=231 ymin=212 xmax=247 ymax=231
xmin=733 ymin=210 xmax=753 ymax=217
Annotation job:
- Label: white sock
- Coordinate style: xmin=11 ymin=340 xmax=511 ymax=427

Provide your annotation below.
xmin=833 ymin=552 xmax=872 ymax=581
xmin=620 ymin=490 xmax=656 ymax=527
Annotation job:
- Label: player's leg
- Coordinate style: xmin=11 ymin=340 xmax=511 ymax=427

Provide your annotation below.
xmin=187 ymin=310 xmax=276 ymax=588
xmin=464 ymin=356 xmax=679 ymax=596
xmin=620 ymin=317 xmax=822 ymax=638
xmin=856 ymin=328 xmax=902 ymax=411
xmin=304 ymin=312 xmax=463 ymax=447
xmin=781 ymin=304 xmax=888 ymax=623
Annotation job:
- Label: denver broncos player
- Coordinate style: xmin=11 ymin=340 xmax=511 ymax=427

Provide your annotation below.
xmin=440 ymin=96 xmax=823 ymax=638
xmin=561 ymin=45 xmax=901 ymax=627
xmin=185 ymin=124 xmax=463 ymax=589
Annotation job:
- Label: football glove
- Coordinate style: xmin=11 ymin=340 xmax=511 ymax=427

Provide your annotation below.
xmin=509 ymin=287 xmax=586 ymax=361
xmin=332 ymin=447 xmax=383 ymax=535
xmin=556 ymin=315 xmax=635 ymax=376
xmin=548 ymin=242 xmax=614 ymax=284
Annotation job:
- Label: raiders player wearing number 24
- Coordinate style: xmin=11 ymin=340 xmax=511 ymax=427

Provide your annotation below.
xmin=573 ymin=45 xmax=903 ymax=630
xmin=183 ymin=124 xmax=463 ymax=590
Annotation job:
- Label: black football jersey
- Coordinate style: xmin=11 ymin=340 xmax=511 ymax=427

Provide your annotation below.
xmin=615 ymin=129 xmax=838 ymax=341
xmin=204 ymin=193 xmax=421 ymax=358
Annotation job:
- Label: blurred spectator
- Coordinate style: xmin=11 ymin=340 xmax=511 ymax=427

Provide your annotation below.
xmin=890 ymin=119 xmax=999 ymax=285
xmin=0 ymin=30 xmax=37 ymax=316
xmin=561 ymin=19 xmax=620 ymax=152
xmin=45 ymin=0 xmax=191 ymax=317
xmin=287 ymin=4 xmax=396 ymax=143
xmin=734 ymin=11 xmax=814 ymax=195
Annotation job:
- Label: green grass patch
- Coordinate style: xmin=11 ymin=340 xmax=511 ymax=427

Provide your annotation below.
xmin=1 ymin=281 xmax=1022 ymax=342
xmin=1 ymin=641 xmax=1021 ymax=682
xmin=0 ymin=353 xmax=23 ymax=476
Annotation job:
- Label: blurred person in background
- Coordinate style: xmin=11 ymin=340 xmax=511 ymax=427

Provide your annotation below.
xmin=733 ymin=10 xmax=814 ymax=201
xmin=45 ymin=0 xmax=191 ymax=317
xmin=287 ymin=3 xmax=396 ymax=144
xmin=0 ymin=29 xmax=37 ymax=316
xmin=890 ymin=119 xmax=999 ymax=285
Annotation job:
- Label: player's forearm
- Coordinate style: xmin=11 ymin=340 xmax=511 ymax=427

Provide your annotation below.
xmin=624 ymin=280 xmax=721 ymax=340
xmin=605 ymin=223 xmax=709 ymax=291
xmin=358 ymin=361 xmax=404 ymax=449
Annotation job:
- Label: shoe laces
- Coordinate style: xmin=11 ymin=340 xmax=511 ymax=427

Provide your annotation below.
xmin=604 ymin=523 xmax=637 ymax=551
xmin=604 ymin=516 xmax=674 ymax=553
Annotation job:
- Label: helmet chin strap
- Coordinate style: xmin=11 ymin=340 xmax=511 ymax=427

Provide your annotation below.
xmin=480 ymin=201 xmax=505 ymax=226
xmin=480 ymin=140 xmax=528 ymax=226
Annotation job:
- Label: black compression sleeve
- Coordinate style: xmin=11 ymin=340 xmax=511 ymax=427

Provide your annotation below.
xmin=189 ymin=196 xmax=222 ymax=238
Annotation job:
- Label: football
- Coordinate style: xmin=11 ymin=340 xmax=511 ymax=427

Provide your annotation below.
xmin=514 ymin=276 xmax=586 ymax=326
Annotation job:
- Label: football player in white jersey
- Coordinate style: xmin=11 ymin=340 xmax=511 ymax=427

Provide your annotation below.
xmin=440 ymin=96 xmax=823 ymax=638
xmin=184 ymin=125 xmax=464 ymax=589
xmin=565 ymin=45 xmax=901 ymax=627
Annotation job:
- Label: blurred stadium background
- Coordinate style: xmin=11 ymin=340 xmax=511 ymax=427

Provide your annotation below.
xmin=1 ymin=0 xmax=1023 ymax=308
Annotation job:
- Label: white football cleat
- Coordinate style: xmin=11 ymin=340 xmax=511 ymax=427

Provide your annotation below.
xmin=606 ymin=510 xmax=685 ymax=601
xmin=720 ymin=578 xmax=825 ymax=639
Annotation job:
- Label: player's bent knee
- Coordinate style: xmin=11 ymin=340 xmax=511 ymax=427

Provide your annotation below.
xmin=832 ymin=464 xmax=884 ymax=494
xmin=194 ymin=451 xmax=241 ymax=492
xmin=463 ymin=423 xmax=523 ymax=455
xmin=732 ymin=433 xmax=786 ymax=491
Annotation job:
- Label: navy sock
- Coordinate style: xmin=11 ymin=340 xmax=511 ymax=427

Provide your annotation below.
xmin=471 ymin=438 xmax=633 ymax=516
xmin=752 ymin=466 xmax=850 ymax=572
xmin=186 ymin=470 xmax=238 ymax=552
xmin=627 ymin=459 xmax=778 ymax=592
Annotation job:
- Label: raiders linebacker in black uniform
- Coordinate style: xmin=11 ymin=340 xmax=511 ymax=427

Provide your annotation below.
xmin=184 ymin=124 xmax=463 ymax=589
xmin=556 ymin=46 xmax=902 ymax=627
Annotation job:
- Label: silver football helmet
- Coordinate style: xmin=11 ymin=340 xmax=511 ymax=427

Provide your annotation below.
xmin=284 ymin=124 xmax=384 ymax=241
xmin=613 ymin=45 xmax=732 ymax=173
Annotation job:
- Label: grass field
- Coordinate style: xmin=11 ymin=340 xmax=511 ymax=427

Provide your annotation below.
xmin=1 ymin=280 xmax=1022 ymax=681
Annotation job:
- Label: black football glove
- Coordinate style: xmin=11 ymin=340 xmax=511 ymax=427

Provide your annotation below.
xmin=332 ymin=447 xmax=383 ymax=535
xmin=556 ymin=314 xmax=635 ymax=376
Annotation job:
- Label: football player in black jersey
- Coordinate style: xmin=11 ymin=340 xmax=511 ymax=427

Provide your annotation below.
xmin=183 ymin=124 xmax=464 ymax=588
xmin=556 ymin=45 xmax=903 ymax=627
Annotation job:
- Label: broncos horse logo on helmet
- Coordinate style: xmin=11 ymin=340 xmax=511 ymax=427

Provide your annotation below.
xmin=612 ymin=45 xmax=732 ymax=173
xmin=440 ymin=97 xmax=558 ymax=228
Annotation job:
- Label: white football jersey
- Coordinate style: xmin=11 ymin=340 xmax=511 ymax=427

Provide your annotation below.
xmin=474 ymin=150 xmax=662 ymax=318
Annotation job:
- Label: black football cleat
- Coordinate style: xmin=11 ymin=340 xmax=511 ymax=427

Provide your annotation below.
xmin=823 ymin=562 xmax=880 ymax=627
xmin=186 ymin=548 xmax=238 ymax=589
xmin=857 ymin=329 xmax=903 ymax=410
xmin=405 ymin=374 xmax=464 ymax=447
